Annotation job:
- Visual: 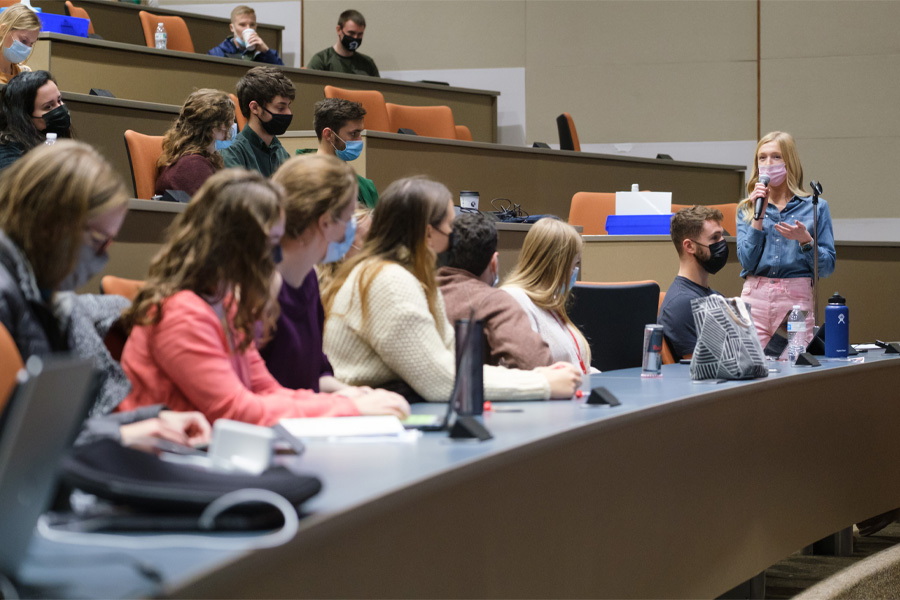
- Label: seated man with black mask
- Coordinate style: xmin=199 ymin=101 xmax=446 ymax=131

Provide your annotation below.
xmin=658 ymin=206 xmax=727 ymax=359
xmin=436 ymin=212 xmax=552 ymax=370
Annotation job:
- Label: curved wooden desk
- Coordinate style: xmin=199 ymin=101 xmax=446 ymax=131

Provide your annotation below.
xmin=165 ymin=355 xmax=900 ymax=599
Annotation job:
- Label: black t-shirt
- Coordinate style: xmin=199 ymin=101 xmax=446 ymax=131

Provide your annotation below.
xmin=658 ymin=276 xmax=720 ymax=358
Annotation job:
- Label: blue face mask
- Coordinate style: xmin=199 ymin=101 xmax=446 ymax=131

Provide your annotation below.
xmin=214 ymin=123 xmax=238 ymax=152
xmin=3 ymin=38 xmax=31 ymax=64
xmin=567 ymin=266 xmax=579 ymax=293
xmin=322 ymin=215 xmax=357 ymax=264
xmin=331 ymin=133 xmax=363 ymax=162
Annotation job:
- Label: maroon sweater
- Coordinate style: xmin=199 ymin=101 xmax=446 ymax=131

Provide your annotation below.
xmin=155 ymin=154 xmax=217 ymax=197
xmin=436 ymin=267 xmax=552 ymax=370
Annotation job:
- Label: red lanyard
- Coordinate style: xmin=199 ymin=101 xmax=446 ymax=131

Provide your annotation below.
xmin=552 ymin=311 xmax=587 ymax=374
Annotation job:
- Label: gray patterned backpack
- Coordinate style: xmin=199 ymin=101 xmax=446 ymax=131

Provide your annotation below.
xmin=689 ymin=295 xmax=768 ymax=380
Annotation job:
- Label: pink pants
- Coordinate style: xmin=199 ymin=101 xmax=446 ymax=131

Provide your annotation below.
xmin=740 ymin=276 xmax=815 ymax=349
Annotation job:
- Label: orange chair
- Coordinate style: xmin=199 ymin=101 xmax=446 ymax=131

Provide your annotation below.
xmin=556 ymin=112 xmax=580 ymax=152
xmin=123 ymin=130 xmax=163 ymax=200
xmin=454 ymin=125 xmax=473 ymax=141
xmin=0 ymin=0 xmax=20 ymax=8
xmin=100 ymin=275 xmax=144 ymax=301
xmin=657 ymin=291 xmax=676 ymax=364
xmin=64 ymin=1 xmax=95 ymax=35
xmin=323 ymin=86 xmax=391 ymax=133
xmin=229 ymin=93 xmax=247 ymax=132
xmin=568 ymin=192 xmax=615 ymax=235
xmin=385 ymin=103 xmax=457 ymax=140
xmin=0 ymin=322 xmax=23 ymax=414
xmin=671 ymin=203 xmax=690 ymax=213
xmin=138 ymin=11 xmax=194 ymax=53
xmin=670 ymin=203 xmax=738 ymax=236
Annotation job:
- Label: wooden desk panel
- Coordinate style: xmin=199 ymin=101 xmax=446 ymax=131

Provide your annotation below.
xmin=33 ymin=0 xmax=282 ymax=56
xmin=31 ymin=35 xmax=498 ymax=143
xmin=364 ymin=132 xmax=746 ymax=216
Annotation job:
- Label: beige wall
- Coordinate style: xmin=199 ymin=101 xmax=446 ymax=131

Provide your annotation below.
xmin=301 ymin=0 xmax=899 ymax=217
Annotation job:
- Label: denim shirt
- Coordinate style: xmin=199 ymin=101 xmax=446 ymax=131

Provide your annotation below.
xmin=737 ymin=195 xmax=836 ymax=279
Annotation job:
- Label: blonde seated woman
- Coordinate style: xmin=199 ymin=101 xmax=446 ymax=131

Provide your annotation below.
xmin=322 ymin=177 xmax=582 ymax=403
xmin=0 ymin=5 xmax=41 ymax=85
xmin=501 ymin=218 xmax=592 ymax=375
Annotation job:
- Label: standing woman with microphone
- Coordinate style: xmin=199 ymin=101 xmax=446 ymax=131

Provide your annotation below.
xmin=737 ymin=131 xmax=836 ymax=348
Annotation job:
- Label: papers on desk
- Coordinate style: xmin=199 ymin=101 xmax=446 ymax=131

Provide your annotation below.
xmin=279 ymin=416 xmax=420 ymax=444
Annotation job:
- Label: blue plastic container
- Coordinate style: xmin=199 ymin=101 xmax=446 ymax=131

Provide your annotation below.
xmin=605 ymin=214 xmax=673 ymax=235
xmin=38 ymin=12 xmax=89 ymax=37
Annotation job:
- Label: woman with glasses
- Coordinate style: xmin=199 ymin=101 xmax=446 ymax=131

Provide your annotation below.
xmin=0 ymin=141 xmax=210 ymax=447
xmin=118 ymin=168 xmax=409 ymax=425
xmin=0 ymin=70 xmax=70 ymax=170
xmin=156 ymin=88 xmax=236 ymax=197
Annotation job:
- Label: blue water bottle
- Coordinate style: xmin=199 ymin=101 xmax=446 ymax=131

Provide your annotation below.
xmin=825 ymin=292 xmax=849 ymax=358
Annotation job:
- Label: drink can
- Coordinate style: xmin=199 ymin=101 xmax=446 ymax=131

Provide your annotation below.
xmin=641 ymin=324 xmax=664 ymax=378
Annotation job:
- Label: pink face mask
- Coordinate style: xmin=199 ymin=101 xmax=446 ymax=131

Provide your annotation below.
xmin=759 ymin=163 xmax=787 ymax=187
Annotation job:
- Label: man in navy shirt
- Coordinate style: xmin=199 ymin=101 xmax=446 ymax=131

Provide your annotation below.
xmin=658 ymin=206 xmax=727 ymax=358
xmin=208 ymin=6 xmax=284 ymax=65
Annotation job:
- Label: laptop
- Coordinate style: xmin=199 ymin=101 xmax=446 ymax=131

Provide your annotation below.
xmin=0 ymin=354 xmax=97 ymax=578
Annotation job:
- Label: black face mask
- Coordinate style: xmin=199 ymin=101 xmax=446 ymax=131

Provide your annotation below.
xmin=693 ymin=238 xmax=729 ymax=274
xmin=260 ymin=106 xmax=292 ymax=136
xmin=272 ymin=244 xmax=283 ymax=265
xmin=40 ymin=104 xmax=71 ymax=136
xmin=339 ymin=33 xmax=361 ymax=52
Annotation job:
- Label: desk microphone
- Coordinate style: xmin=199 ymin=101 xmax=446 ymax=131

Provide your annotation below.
xmin=754 ymin=174 xmax=771 ymax=221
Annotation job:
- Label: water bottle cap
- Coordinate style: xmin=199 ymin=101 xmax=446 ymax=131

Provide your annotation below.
xmin=631 ymin=184 xmax=639 ymax=192
xmin=792 ymin=304 xmax=801 ymax=310
xmin=828 ymin=292 xmax=846 ymax=305
xmin=45 ymin=133 xmax=57 ymax=140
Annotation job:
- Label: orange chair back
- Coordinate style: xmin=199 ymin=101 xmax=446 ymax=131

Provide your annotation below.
xmin=229 ymin=93 xmax=247 ymax=132
xmin=138 ymin=11 xmax=194 ymax=53
xmin=65 ymin=1 xmax=94 ymax=35
xmin=671 ymin=203 xmax=690 ymax=213
xmin=323 ymin=86 xmax=391 ymax=133
xmin=385 ymin=103 xmax=457 ymax=140
xmin=0 ymin=322 xmax=23 ymax=414
xmin=557 ymin=112 xmax=580 ymax=152
xmin=0 ymin=0 xmax=20 ymax=8
xmin=569 ymin=192 xmax=615 ymax=235
xmin=123 ymin=130 xmax=163 ymax=200
xmin=670 ymin=203 xmax=739 ymax=237
xmin=454 ymin=125 xmax=473 ymax=141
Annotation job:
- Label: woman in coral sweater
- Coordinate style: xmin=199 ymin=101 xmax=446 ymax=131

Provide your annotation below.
xmin=118 ymin=169 xmax=409 ymax=425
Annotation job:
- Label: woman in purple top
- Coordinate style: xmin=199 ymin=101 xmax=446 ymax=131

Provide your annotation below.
xmin=155 ymin=89 xmax=235 ymax=197
xmin=262 ymin=154 xmax=403 ymax=405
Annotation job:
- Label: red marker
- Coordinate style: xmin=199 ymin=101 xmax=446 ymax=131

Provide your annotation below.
xmin=575 ymin=390 xmax=584 ymax=399
xmin=483 ymin=400 xmax=493 ymax=412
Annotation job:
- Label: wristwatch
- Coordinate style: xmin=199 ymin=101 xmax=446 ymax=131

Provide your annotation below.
xmin=800 ymin=241 xmax=814 ymax=252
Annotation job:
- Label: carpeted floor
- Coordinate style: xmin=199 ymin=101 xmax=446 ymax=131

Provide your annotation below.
xmin=765 ymin=522 xmax=900 ymax=599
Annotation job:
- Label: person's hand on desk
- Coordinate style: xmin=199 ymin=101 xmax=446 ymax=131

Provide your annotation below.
xmin=536 ymin=362 xmax=582 ymax=398
xmin=343 ymin=388 xmax=411 ymax=419
xmin=119 ymin=411 xmax=212 ymax=447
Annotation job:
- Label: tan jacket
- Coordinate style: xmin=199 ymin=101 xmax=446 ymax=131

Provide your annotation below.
xmin=437 ymin=267 xmax=553 ymax=370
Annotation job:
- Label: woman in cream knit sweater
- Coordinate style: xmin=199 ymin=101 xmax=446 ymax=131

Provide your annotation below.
xmin=322 ymin=177 xmax=582 ymax=402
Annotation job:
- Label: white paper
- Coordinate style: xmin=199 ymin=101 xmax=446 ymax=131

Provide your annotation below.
xmin=615 ymin=191 xmax=672 ymax=215
xmin=279 ymin=416 xmax=406 ymax=438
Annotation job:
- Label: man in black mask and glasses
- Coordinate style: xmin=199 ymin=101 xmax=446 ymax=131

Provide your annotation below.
xmin=658 ymin=205 xmax=728 ymax=359
xmin=306 ymin=9 xmax=379 ymax=78
xmin=222 ymin=65 xmax=294 ymax=177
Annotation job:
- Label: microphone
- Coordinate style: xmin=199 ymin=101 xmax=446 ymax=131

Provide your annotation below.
xmin=754 ymin=174 xmax=770 ymax=221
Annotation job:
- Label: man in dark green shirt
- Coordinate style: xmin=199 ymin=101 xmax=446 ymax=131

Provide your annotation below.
xmin=222 ymin=65 xmax=293 ymax=177
xmin=300 ymin=97 xmax=378 ymax=208
xmin=306 ymin=9 xmax=379 ymax=78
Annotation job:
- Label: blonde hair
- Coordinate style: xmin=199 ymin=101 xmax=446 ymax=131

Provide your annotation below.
xmin=503 ymin=218 xmax=590 ymax=365
xmin=272 ymin=154 xmax=357 ymax=240
xmin=738 ymin=131 xmax=807 ymax=223
xmin=322 ymin=177 xmax=449 ymax=331
xmin=122 ymin=169 xmax=283 ymax=352
xmin=158 ymin=89 xmax=234 ymax=170
xmin=0 ymin=5 xmax=41 ymax=65
xmin=230 ymin=5 xmax=255 ymax=22
xmin=0 ymin=141 xmax=128 ymax=291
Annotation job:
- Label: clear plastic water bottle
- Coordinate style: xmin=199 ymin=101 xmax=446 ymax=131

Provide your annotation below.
xmin=155 ymin=22 xmax=167 ymax=50
xmin=787 ymin=304 xmax=806 ymax=364
xmin=44 ymin=132 xmax=57 ymax=146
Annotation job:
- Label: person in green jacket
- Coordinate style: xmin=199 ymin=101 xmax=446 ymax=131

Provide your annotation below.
xmin=221 ymin=65 xmax=293 ymax=177
xmin=302 ymin=98 xmax=378 ymax=208
xmin=306 ymin=10 xmax=379 ymax=78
